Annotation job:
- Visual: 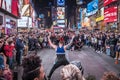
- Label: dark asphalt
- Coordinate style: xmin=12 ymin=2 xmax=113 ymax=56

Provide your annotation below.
xmin=17 ymin=46 xmax=120 ymax=80
xmin=38 ymin=46 xmax=120 ymax=80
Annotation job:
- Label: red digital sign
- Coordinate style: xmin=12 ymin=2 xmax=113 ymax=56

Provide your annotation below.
xmin=11 ymin=0 xmax=19 ymax=17
xmin=104 ymin=0 xmax=117 ymax=6
xmin=104 ymin=6 xmax=117 ymax=23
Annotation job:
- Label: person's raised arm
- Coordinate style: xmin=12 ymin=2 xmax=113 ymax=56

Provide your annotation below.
xmin=48 ymin=34 xmax=57 ymax=49
xmin=64 ymin=35 xmax=75 ymax=50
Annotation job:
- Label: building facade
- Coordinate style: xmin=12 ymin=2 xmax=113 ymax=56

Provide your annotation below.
xmin=96 ymin=0 xmax=105 ymax=31
xmin=0 ymin=0 xmax=19 ymax=37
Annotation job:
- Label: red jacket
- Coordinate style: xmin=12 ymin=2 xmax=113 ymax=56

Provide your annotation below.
xmin=4 ymin=45 xmax=14 ymax=58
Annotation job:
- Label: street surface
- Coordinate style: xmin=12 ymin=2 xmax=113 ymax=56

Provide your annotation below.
xmin=17 ymin=46 xmax=120 ymax=80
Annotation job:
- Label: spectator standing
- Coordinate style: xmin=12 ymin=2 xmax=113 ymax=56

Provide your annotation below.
xmin=16 ymin=35 xmax=24 ymax=65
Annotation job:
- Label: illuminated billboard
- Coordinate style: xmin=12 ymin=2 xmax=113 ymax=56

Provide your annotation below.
xmin=18 ymin=17 xmax=28 ymax=27
xmin=56 ymin=0 xmax=65 ymax=28
xmin=11 ymin=0 xmax=19 ymax=16
xmin=86 ymin=0 xmax=98 ymax=16
xmin=56 ymin=7 xmax=65 ymax=28
xmin=57 ymin=0 xmax=65 ymax=6
xmin=104 ymin=6 xmax=117 ymax=23
xmin=104 ymin=0 xmax=117 ymax=6
xmin=57 ymin=7 xmax=65 ymax=19
xmin=96 ymin=7 xmax=104 ymax=22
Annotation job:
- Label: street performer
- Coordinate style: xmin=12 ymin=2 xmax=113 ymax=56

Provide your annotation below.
xmin=47 ymin=32 xmax=74 ymax=80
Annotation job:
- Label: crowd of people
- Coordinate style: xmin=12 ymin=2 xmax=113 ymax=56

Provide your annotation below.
xmin=0 ymin=29 xmax=120 ymax=80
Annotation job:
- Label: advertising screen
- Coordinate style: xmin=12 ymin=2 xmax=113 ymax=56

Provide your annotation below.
xmin=57 ymin=0 xmax=65 ymax=6
xmin=56 ymin=7 xmax=65 ymax=28
xmin=104 ymin=6 xmax=117 ymax=23
xmin=104 ymin=0 xmax=117 ymax=6
xmin=18 ymin=17 xmax=28 ymax=27
xmin=11 ymin=0 xmax=19 ymax=16
xmin=86 ymin=0 xmax=98 ymax=16
xmin=57 ymin=7 xmax=65 ymax=19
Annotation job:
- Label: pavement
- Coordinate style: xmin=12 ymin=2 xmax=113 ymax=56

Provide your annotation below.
xmin=17 ymin=46 xmax=120 ymax=80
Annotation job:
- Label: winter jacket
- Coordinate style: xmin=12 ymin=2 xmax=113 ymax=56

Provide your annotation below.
xmin=4 ymin=45 xmax=14 ymax=58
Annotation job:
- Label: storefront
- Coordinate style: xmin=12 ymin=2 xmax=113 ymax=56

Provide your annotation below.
xmin=0 ymin=0 xmax=19 ymax=36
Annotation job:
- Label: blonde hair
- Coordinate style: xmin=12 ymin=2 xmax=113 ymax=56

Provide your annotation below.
xmin=60 ymin=64 xmax=85 ymax=80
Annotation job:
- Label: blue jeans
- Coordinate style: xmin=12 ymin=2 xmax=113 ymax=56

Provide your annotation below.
xmin=8 ymin=57 xmax=13 ymax=69
xmin=106 ymin=48 xmax=110 ymax=56
xmin=16 ymin=49 xmax=23 ymax=65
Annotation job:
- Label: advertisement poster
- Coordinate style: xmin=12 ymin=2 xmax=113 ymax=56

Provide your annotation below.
xmin=57 ymin=7 xmax=65 ymax=19
xmin=104 ymin=6 xmax=117 ymax=23
xmin=56 ymin=7 xmax=65 ymax=28
xmin=18 ymin=17 xmax=28 ymax=27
